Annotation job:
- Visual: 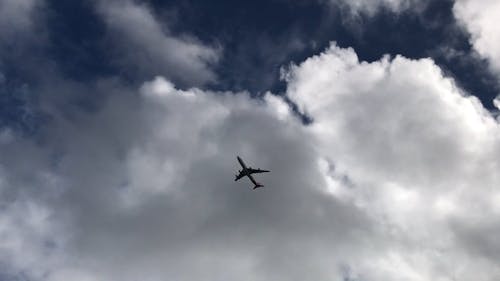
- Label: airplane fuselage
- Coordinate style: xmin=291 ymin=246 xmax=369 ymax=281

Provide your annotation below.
xmin=235 ymin=156 xmax=268 ymax=189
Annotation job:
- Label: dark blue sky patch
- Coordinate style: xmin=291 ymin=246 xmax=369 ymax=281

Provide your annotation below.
xmin=139 ymin=0 xmax=499 ymax=108
xmin=44 ymin=0 xmax=114 ymax=82
xmin=342 ymin=0 xmax=500 ymax=109
xmin=1 ymin=0 xmax=499 ymax=136
xmin=0 ymin=76 xmax=47 ymax=137
xmin=38 ymin=0 xmax=500 ymax=103
xmin=147 ymin=0 xmax=330 ymax=92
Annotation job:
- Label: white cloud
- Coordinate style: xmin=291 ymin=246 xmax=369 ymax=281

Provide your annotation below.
xmin=286 ymin=43 xmax=500 ymax=280
xmin=325 ymin=0 xmax=426 ymax=15
xmin=1 ymin=44 xmax=500 ymax=280
xmin=96 ymin=0 xmax=220 ymax=86
xmin=454 ymin=0 xmax=500 ymax=75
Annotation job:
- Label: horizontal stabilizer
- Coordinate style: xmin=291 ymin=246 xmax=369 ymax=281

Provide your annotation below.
xmin=253 ymin=183 xmax=264 ymax=190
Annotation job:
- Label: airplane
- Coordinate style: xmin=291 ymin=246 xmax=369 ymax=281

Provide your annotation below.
xmin=234 ymin=156 xmax=270 ymax=189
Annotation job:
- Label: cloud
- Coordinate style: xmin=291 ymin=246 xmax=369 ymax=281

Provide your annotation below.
xmin=1 ymin=44 xmax=500 ymax=280
xmin=285 ymin=43 xmax=500 ymax=280
xmin=0 ymin=0 xmax=41 ymax=38
xmin=95 ymin=0 xmax=220 ymax=86
xmin=0 ymin=0 xmax=47 ymax=63
xmin=453 ymin=0 xmax=500 ymax=76
xmin=324 ymin=0 xmax=427 ymax=15
xmin=0 ymin=0 xmax=46 ymax=75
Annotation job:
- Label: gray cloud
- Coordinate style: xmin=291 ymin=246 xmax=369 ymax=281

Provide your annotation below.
xmin=95 ymin=0 xmax=220 ymax=87
xmin=0 ymin=0 xmax=47 ymax=68
xmin=0 ymin=0 xmax=41 ymax=39
xmin=1 ymin=43 xmax=500 ymax=281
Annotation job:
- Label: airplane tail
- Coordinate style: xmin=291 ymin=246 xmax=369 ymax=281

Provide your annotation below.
xmin=253 ymin=183 xmax=264 ymax=190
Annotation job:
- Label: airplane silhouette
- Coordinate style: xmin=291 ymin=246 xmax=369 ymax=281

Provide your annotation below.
xmin=234 ymin=156 xmax=270 ymax=189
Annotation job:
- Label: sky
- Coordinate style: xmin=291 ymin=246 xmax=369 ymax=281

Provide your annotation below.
xmin=1 ymin=0 xmax=500 ymax=280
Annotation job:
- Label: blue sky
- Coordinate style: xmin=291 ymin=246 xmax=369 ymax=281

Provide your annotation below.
xmin=1 ymin=0 xmax=500 ymax=280
xmin=3 ymin=0 xmax=499 ymax=136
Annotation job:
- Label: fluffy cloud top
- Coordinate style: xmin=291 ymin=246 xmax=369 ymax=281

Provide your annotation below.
xmin=286 ymin=44 xmax=500 ymax=280
xmin=1 ymin=43 xmax=500 ymax=281
xmin=454 ymin=0 xmax=500 ymax=76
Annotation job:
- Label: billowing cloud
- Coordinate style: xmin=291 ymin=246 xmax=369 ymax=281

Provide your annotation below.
xmin=285 ymin=44 xmax=500 ymax=279
xmin=1 ymin=44 xmax=500 ymax=280
xmin=454 ymin=0 xmax=500 ymax=75
xmin=96 ymin=0 xmax=220 ymax=86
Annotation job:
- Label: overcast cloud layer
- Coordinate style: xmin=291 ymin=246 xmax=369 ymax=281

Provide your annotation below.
xmin=1 ymin=0 xmax=500 ymax=280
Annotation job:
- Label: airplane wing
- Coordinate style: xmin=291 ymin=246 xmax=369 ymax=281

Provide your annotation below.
xmin=248 ymin=168 xmax=270 ymax=174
